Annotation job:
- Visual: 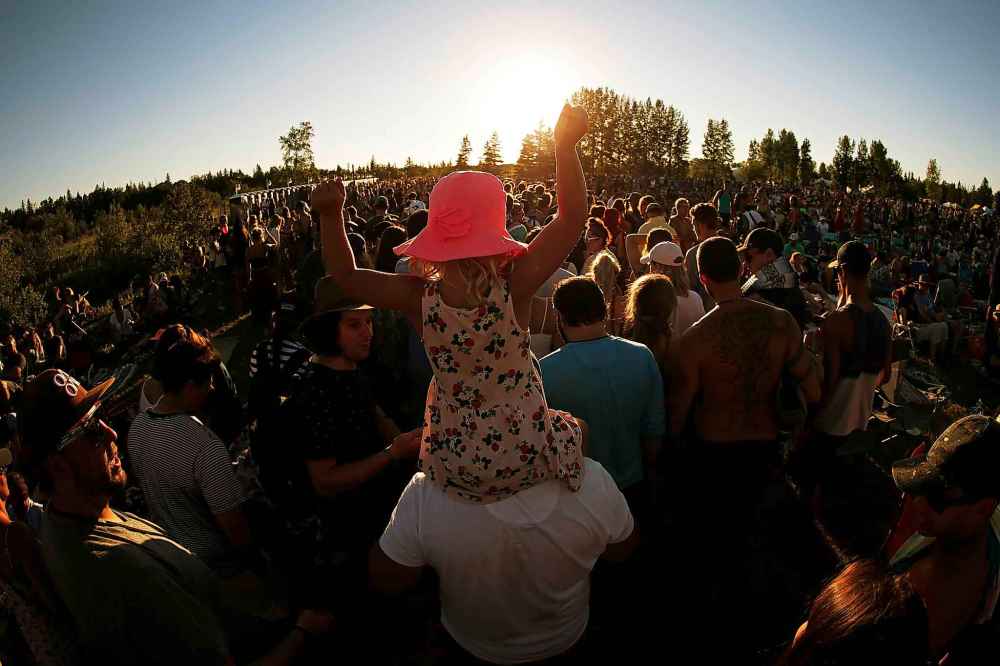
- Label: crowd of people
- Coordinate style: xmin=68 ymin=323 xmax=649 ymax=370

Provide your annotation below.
xmin=1 ymin=105 xmax=999 ymax=665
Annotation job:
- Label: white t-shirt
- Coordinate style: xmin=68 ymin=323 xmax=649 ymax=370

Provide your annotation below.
xmin=673 ymin=290 xmax=706 ymax=334
xmin=379 ymin=459 xmax=633 ymax=664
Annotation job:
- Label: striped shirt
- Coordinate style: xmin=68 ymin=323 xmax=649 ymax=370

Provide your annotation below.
xmin=126 ymin=411 xmax=245 ymax=568
xmin=248 ymin=338 xmax=310 ymax=380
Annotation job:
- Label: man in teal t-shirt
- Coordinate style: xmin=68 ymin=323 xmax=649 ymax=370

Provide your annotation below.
xmin=540 ymin=277 xmax=665 ymax=515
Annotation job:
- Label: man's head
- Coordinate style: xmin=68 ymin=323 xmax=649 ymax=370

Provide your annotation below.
xmin=152 ymin=326 xmax=221 ymax=412
xmin=892 ymin=415 xmax=1000 ymax=540
xmin=374 ymin=196 xmax=389 ymax=214
xmin=301 ymin=277 xmax=374 ymax=364
xmin=697 ymin=237 xmax=742 ymax=294
xmin=691 ymin=203 xmax=720 ymax=241
xmin=19 ymin=369 xmax=122 ymax=499
xmin=644 ymin=202 xmax=665 ymax=220
xmin=552 ymin=276 xmax=607 ymax=329
xmin=830 ymin=240 xmax=872 ymax=283
xmin=736 ymin=228 xmax=784 ymax=274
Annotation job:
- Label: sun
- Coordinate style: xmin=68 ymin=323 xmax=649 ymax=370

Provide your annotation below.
xmin=475 ymin=55 xmax=579 ymax=162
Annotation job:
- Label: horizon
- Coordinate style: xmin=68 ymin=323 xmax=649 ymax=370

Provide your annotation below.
xmin=3 ymin=0 xmax=998 ymax=209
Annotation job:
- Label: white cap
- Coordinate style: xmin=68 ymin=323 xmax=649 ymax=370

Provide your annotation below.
xmin=641 ymin=241 xmax=684 ymax=267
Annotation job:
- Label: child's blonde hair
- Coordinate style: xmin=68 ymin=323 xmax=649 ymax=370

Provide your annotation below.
xmin=589 ymin=249 xmax=620 ymax=301
xmin=412 ymin=255 xmax=510 ymax=306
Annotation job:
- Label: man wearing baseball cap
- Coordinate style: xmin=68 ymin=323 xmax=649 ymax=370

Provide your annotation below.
xmin=21 ymin=369 xmax=331 ymax=664
xmin=799 ymin=241 xmax=891 ymax=494
xmin=738 ymin=227 xmax=811 ymax=328
xmin=888 ymin=415 xmax=1000 ymax=662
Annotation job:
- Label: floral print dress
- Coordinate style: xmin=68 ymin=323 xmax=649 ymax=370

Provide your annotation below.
xmin=418 ymin=278 xmax=584 ymax=503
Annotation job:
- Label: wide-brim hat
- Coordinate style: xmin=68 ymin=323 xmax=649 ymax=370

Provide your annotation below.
xmin=299 ymin=276 xmax=373 ymax=345
xmin=394 ymin=171 xmax=526 ymax=263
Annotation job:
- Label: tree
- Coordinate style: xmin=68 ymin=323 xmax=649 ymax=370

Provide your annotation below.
xmin=479 ymin=131 xmax=502 ymax=174
xmin=760 ymin=129 xmax=778 ymax=181
xmin=831 ymin=136 xmax=855 ymax=190
xmin=456 ymin=135 xmax=472 ymax=169
xmin=798 ymin=139 xmax=816 ymax=185
xmin=854 ymin=139 xmax=870 ymax=188
xmin=925 ymin=159 xmax=942 ymax=201
xmin=702 ymin=118 xmax=734 ymax=181
xmin=517 ymin=134 xmax=538 ymax=175
xmin=278 ymin=121 xmax=317 ymax=183
xmin=776 ymin=129 xmax=799 ymax=183
xmin=976 ymin=177 xmax=993 ymax=206
xmin=667 ymin=111 xmax=690 ymax=178
xmin=817 ymin=162 xmax=830 ymax=180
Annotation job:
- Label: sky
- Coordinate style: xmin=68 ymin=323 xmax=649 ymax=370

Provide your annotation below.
xmin=2 ymin=0 xmax=999 ymax=209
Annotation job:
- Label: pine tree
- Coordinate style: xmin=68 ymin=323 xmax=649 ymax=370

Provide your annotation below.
xmin=517 ymin=134 xmax=538 ymax=176
xmin=798 ymin=139 xmax=815 ymax=185
xmin=760 ymin=129 xmax=778 ymax=181
xmin=818 ymin=162 xmax=830 ymax=180
xmin=456 ymin=135 xmax=472 ymax=169
xmin=479 ymin=132 xmax=502 ymax=174
xmin=855 ymin=139 xmax=870 ymax=188
xmin=977 ymin=177 xmax=993 ymax=206
xmin=668 ymin=112 xmax=690 ymax=178
xmin=747 ymin=139 xmax=761 ymax=163
xmin=925 ymin=159 xmax=942 ymax=201
xmin=702 ymin=118 xmax=734 ymax=181
xmin=832 ymin=136 xmax=855 ymax=190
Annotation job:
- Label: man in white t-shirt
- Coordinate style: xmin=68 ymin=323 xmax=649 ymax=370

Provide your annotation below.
xmin=371 ymin=458 xmax=637 ymax=664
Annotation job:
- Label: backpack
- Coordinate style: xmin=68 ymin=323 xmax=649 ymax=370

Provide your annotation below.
xmin=252 ymin=361 xmax=314 ymax=512
xmin=247 ymin=340 xmax=311 ymax=426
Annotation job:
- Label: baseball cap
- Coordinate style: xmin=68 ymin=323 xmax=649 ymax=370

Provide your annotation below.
xmin=736 ymin=228 xmax=784 ymax=257
xmin=642 ymin=241 xmax=685 ymax=267
xmin=892 ymin=415 xmax=1000 ymax=500
xmin=828 ymin=240 xmax=871 ymax=276
xmin=18 ymin=369 xmax=115 ymax=465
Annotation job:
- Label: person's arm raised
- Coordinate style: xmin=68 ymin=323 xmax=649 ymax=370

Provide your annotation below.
xmin=314 ymin=178 xmax=422 ymax=321
xmin=509 ymin=105 xmax=589 ymax=303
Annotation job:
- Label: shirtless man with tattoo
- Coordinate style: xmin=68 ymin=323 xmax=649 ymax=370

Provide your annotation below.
xmin=669 ymin=236 xmax=820 ymax=446
xmin=667 ymin=236 xmax=821 ymax=660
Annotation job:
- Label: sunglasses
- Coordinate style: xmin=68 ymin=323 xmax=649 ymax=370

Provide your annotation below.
xmin=57 ymin=407 xmax=105 ymax=452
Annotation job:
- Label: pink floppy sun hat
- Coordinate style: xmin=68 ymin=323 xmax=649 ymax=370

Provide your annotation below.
xmin=394 ymin=171 xmax=527 ymax=263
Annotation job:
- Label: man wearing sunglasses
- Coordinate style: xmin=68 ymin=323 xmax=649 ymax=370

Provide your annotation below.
xmin=888 ymin=415 xmax=1000 ymax=664
xmin=20 ymin=369 xmax=331 ymax=665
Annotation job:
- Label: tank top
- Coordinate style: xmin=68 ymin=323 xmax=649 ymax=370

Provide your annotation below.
xmin=813 ymin=304 xmax=890 ymax=436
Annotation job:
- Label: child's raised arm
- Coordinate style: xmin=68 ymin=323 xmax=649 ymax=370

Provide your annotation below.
xmin=510 ymin=105 xmax=589 ymax=303
xmin=313 ymin=178 xmax=422 ymax=320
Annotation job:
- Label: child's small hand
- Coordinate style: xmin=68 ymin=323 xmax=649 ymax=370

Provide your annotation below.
xmin=311 ymin=177 xmax=347 ymax=213
xmin=554 ymin=104 xmax=589 ymax=149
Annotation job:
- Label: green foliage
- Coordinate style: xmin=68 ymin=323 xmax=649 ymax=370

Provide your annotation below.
xmin=799 ymin=139 xmax=816 ymax=185
xmin=831 ymin=135 xmax=855 ymax=190
xmin=925 ymin=158 xmax=942 ymax=201
xmin=457 ymin=135 xmax=472 ymax=169
xmin=701 ymin=118 xmax=734 ymax=181
xmin=0 ymin=240 xmax=47 ymax=326
xmin=567 ymin=87 xmax=689 ymax=177
xmin=279 ymin=121 xmax=318 ymax=183
xmin=479 ymin=131 xmax=502 ymax=174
